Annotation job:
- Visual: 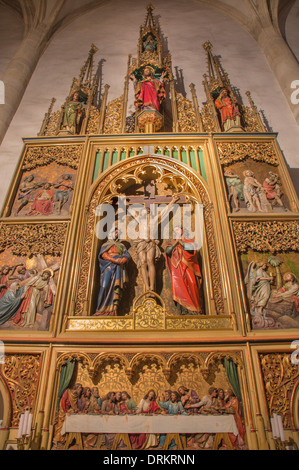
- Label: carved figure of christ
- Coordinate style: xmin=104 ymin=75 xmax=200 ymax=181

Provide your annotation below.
xmin=123 ymin=193 xmax=185 ymax=293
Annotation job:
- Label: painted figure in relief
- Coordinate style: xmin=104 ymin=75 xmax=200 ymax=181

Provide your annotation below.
xmin=143 ymin=33 xmax=157 ymax=52
xmin=244 ymin=261 xmax=273 ymax=317
xmin=96 ymin=228 xmax=131 ymax=316
xmin=224 ymin=170 xmax=244 ymax=212
xmin=243 ymin=170 xmax=267 ymax=212
xmin=130 ymin=389 xmax=161 ymax=450
xmin=165 ymin=226 xmax=202 ymax=315
xmin=266 ymin=273 xmax=299 ymax=318
xmin=0 ymin=264 xmax=23 ymax=298
xmin=0 ymin=282 xmax=24 ymax=325
xmin=262 ymin=172 xmax=286 ymax=210
xmin=16 ymin=175 xmax=42 ymax=214
xmin=53 ymin=174 xmax=74 ymax=214
xmin=100 ymin=392 xmax=118 ymax=450
xmin=12 ymin=269 xmax=54 ymax=328
xmin=61 ymin=91 xmax=84 ymax=134
xmin=130 ymin=66 xmax=167 ymax=112
xmin=185 ymin=386 xmax=218 ymax=414
xmin=178 ymin=386 xmax=200 ymax=413
xmin=224 ymin=168 xmax=288 ymax=213
xmin=158 ymin=391 xmax=187 ymax=450
xmin=244 ymin=256 xmax=299 ymax=329
xmin=222 ymin=389 xmax=246 ymax=449
xmin=27 ymin=183 xmax=54 ymax=216
xmin=53 ymin=383 xmax=82 ymax=445
xmin=89 ymin=387 xmax=102 ymax=413
xmin=214 ymin=88 xmax=241 ymax=131
xmin=129 ymin=194 xmax=179 ymax=294
xmin=119 ymin=391 xmax=137 ymax=414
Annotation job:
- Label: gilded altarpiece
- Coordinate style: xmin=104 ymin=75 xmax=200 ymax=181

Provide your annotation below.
xmin=0 ymin=4 xmax=299 ymax=453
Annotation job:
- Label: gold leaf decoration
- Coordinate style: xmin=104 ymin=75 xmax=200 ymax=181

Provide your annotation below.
xmin=103 ymin=96 xmax=124 ymax=134
xmin=86 ymin=106 xmax=101 ymax=134
xmin=217 ymin=142 xmax=278 ymax=166
xmin=259 ymin=353 xmax=299 ymax=429
xmin=0 ymin=223 xmax=68 ymax=256
xmin=232 ymin=221 xmax=299 ymax=253
xmin=1 ymin=354 xmax=42 ymax=426
xmin=176 ymin=92 xmax=199 ymax=133
xmin=22 ymin=145 xmax=83 ymax=171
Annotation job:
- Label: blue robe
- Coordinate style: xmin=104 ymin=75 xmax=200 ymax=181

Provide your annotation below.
xmin=0 ymin=286 xmax=24 ymax=326
xmin=158 ymin=400 xmax=187 ymax=449
xmin=96 ymin=240 xmax=130 ymax=315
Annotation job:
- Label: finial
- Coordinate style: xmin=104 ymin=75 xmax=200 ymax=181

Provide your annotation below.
xmin=90 ymin=43 xmax=98 ymax=54
xmin=203 ymin=40 xmax=213 ymax=52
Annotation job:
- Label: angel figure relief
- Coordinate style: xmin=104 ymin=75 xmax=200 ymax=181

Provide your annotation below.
xmin=244 ymin=261 xmax=273 ymax=325
xmin=244 ymin=259 xmax=299 ymax=329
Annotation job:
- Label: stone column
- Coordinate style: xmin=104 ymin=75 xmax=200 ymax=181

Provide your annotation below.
xmin=255 ymin=24 xmax=299 ymax=126
xmin=0 ymin=25 xmax=49 ymax=144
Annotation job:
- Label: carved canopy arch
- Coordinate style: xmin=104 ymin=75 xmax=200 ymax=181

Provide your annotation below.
xmin=87 ymin=154 xmax=212 ymax=207
xmin=56 ymin=352 xmax=92 ymax=371
xmin=205 ymin=351 xmax=244 ymax=369
xmin=90 ymin=353 xmax=130 ymax=382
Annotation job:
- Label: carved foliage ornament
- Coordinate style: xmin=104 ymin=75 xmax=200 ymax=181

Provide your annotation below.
xmin=217 ymin=142 xmax=279 ymax=167
xmin=259 ymin=353 xmax=299 ymax=429
xmin=1 ymin=354 xmax=42 ymax=426
xmin=86 ymin=106 xmax=101 ymax=134
xmin=0 ymin=223 xmax=68 ymax=256
xmin=175 ymin=92 xmax=199 ymax=133
xmin=103 ymin=96 xmax=124 ymax=135
xmin=200 ymin=103 xmax=217 ymax=133
xmin=22 ymin=145 xmax=83 ymax=171
xmin=232 ymin=221 xmax=299 ymax=253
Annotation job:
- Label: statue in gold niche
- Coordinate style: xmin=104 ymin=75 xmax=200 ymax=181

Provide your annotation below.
xmin=61 ymin=91 xmax=85 ymax=134
xmin=130 ymin=66 xmax=167 ymax=112
xmin=165 ymin=226 xmax=203 ymax=315
xmin=95 ymin=228 xmax=131 ymax=316
xmin=214 ymin=87 xmax=241 ymax=131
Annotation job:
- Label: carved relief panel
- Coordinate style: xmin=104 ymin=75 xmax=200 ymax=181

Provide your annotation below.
xmin=217 ymin=142 xmax=294 ymax=214
xmin=0 ymin=222 xmax=67 ymax=331
xmin=2 ymin=145 xmax=83 ymax=219
xmin=233 ymin=220 xmax=299 ymax=330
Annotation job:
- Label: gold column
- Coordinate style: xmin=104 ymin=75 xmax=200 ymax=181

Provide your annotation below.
xmin=121 ymin=55 xmax=132 ymax=133
xmin=246 ymin=343 xmax=269 ymax=450
xmin=190 ymin=83 xmax=203 ymax=132
xmin=98 ymin=84 xmax=110 ymax=134
xmin=169 ymin=74 xmax=179 ymax=133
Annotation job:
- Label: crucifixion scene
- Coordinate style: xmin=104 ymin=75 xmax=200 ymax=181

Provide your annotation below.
xmin=93 ymin=165 xmax=204 ymax=317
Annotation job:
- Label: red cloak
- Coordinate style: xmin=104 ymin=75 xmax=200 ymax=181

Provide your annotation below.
xmin=166 ymin=240 xmax=202 ymax=313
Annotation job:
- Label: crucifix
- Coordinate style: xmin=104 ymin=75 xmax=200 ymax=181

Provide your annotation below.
xmin=116 ymin=180 xmax=187 ymax=294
